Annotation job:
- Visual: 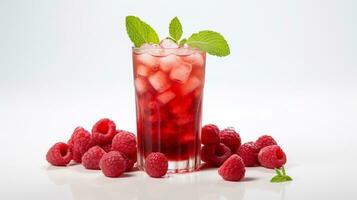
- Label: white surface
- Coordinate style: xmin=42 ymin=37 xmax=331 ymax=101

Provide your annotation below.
xmin=1 ymin=0 xmax=357 ymax=199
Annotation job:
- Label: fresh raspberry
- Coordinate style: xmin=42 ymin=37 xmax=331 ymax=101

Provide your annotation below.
xmin=101 ymin=143 xmax=112 ymax=153
xmin=112 ymin=131 xmax=137 ymax=155
xmin=67 ymin=126 xmax=87 ymax=151
xmin=99 ymin=151 xmax=127 ymax=177
xmin=237 ymin=142 xmax=259 ymax=167
xmin=122 ymin=153 xmax=136 ymax=172
xmin=255 ymin=135 xmax=277 ymax=150
xmin=46 ymin=142 xmax=72 ymax=166
xmin=258 ymin=145 xmax=287 ymax=169
xmin=218 ymin=154 xmax=246 ymax=181
xmin=219 ymin=128 xmax=241 ymax=153
xmin=82 ymin=146 xmax=106 ymax=170
xmin=201 ymin=143 xmax=232 ymax=167
xmin=145 ymin=152 xmax=168 ymax=178
xmin=92 ymin=118 xmax=117 ymax=145
xmin=201 ymin=124 xmax=220 ymax=145
xmin=71 ymin=128 xmax=94 ymax=163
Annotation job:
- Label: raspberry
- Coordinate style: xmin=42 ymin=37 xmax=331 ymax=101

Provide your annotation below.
xmin=112 ymin=131 xmax=137 ymax=155
xmin=46 ymin=142 xmax=72 ymax=166
xmin=145 ymin=152 xmax=168 ymax=178
xmin=67 ymin=127 xmax=87 ymax=151
xmin=71 ymin=128 xmax=94 ymax=163
xmin=219 ymin=128 xmax=241 ymax=153
xmin=201 ymin=124 xmax=220 ymax=145
xmin=237 ymin=142 xmax=259 ymax=167
xmin=258 ymin=145 xmax=287 ymax=169
xmin=218 ymin=154 xmax=246 ymax=181
xmin=201 ymin=143 xmax=232 ymax=167
xmin=255 ymin=135 xmax=277 ymax=150
xmin=122 ymin=153 xmax=136 ymax=172
xmin=92 ymin=118 xmax=117 ymax=145
xmin=99 ymin=151 xmax=127 ymax=177
xmin=82 ymin=146 xmax=106 ymax=170
xmin=101 ymin=143 xmax=112 ymax=153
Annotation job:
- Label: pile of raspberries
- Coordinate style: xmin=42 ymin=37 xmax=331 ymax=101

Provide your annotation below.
xmin=46 ymin=119 xmax=287 ymax=181
xmin=46 ymin=118 xmax=166 ymax=178
xmin=201 ymin=124 xmax=287 ymax=181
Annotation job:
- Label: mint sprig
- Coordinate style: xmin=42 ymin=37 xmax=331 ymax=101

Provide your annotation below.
xmin=270 ymin=166 xmax=293 ymax=183
xmin=169 ymin=17 xmax=183 ymax=42
xmin=126 ymin=16 xmax=159 ymax=47
xmin=125 ymin=16 xmax=230 ymax=57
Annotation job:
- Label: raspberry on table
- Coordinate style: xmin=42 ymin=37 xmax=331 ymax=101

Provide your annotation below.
xmin=68 ymin=126 xmax=87 ymax=151
xmin=82 ymin=146 xmax=106 ymax=170
xmin=112 ymin=131 xmax=137 ymax=155
xmin=219 ymin=128 xmax=241 ymax=153
xmin=145 ymin=152 xmax=168 ymax=178
xmin=201 ymin=124 xmax=220 ymax=145
xmin=218 ymin=154 xmax=246 ymax=182
xmin=255 ymin=135 xmax=277 ymax=150
xmin=258 ymin=145 xmax=287 ymax=169
xmin=237 ymin=142 xmax=259 ymax=167
xmin=92 ymin=118 xmax=117 ymax=145
xmin=201 ymin=143 xmax=232 ymax=167
xmin=99 ymin=151 xmax=127 ymax=178
xmin=71 ymin=128 xmax=94 ymax=163
xmin=122 ymin=153 xmax=136 ymax=172
xmin=46 ymin=142 xmax=72 ymax=166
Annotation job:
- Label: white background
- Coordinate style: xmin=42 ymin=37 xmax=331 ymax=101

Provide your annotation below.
xmin=1 ymin=0 xmax=357 ymax=199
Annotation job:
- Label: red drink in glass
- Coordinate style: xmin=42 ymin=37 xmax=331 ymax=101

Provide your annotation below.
xmin=133 ymin=46 xmax=206 ymax=172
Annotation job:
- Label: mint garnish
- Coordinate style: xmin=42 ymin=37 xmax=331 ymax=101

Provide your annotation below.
xmin=125 ymin=16 xmax=230 ymax=56
xmin=186 ymin=31 xmax=230 ymax=57
xmin=270 ymin=166 xmax=293 ymax=183
xmin=169 ymin=17 xmax=183 ymax=42
xmin=126 ymin=16 xmax=159 ymax=47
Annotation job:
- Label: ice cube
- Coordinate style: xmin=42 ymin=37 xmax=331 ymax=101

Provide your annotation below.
xmin=159 ymin=54 xmax=180 ymax=72
xmin=157 ymin=90 xmax=176 ymax=104
xmin=169 ymin=62 xmax=192 ymax=83
xmin=136 ymin=64 xmax=151 ymax=77
xmin=180 ymin=76 xmax=201 ymax=95
xmin=136 ymin=53 xmax=158 ymax=68
xmin=148 ymin=71 xmax=171 ymax=93
xmin=176 ymin=46 xmax=195 ymax=56
xmin=134 ymin=77 xmax=148 ymax=94
xmin=182 ymin=52 xmax=204 ymax=67
xmin=160 ymin=38 xmax=179 ymax=48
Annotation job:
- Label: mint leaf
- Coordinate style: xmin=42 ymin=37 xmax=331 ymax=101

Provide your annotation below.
xmin=270 ymin=166 xmax=293 ymax=183
xmin=169 ymin=17 xmax=183 ymax=42
xmin=186 ymin=30 xmax=230 ymax=57
xmin=179 ymin=38 xmax=187 ymax=46
xmin=126 ymin=16 xmax=160 ymax=47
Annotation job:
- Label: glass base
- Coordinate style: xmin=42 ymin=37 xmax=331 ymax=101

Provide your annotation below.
xmin=137 ymin=156 xmax=201 ymax=173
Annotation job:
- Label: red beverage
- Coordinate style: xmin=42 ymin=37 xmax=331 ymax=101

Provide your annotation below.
xmin=133 ymin=46 xmax=206 ymax=172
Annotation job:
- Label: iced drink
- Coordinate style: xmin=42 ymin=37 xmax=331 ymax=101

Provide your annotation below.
xmin=133 ymin=45 xmax=205 ymax=172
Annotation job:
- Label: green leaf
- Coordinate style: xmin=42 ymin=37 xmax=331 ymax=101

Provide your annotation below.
xmin=275 ymin=168 xmax=282 ymax=176
xmin=271 ymin=175 xmax=285 ymax=183
xmin=179 ymin=38 xmax=187 ymax=46
xmin=186 ymin=30 xmax=230 ymax=57
xmin=169 ymin=17 xmax=183 ymax=42
xmin=270 ymin=166 xmax=293 ymax=183
xmin=126 ymin=16 xmax=160 ymax=47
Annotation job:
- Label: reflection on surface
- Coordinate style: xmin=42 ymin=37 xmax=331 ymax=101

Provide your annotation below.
xmin=45 ymin=165 xmax=290 ymax=200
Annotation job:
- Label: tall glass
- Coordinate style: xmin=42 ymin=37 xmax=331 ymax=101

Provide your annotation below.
xmin=132 ymin=47 xmax=206 ymax=173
